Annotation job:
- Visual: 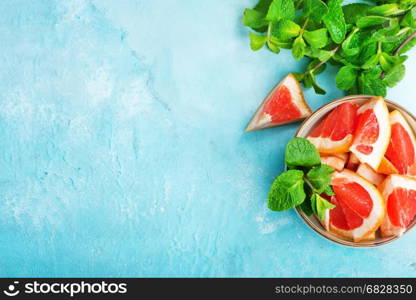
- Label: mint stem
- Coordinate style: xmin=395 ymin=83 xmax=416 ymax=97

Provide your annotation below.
xmin=309 ymin=45 xmax=341 ymax=74
xmin=380 ymin=31 xmax=416 ymax=79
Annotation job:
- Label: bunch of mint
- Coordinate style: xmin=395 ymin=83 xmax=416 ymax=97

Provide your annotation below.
xmin=268 ymin=138 xmax=335 ymax=220
xmin=243 ymin=0 xmax=416 ymax=96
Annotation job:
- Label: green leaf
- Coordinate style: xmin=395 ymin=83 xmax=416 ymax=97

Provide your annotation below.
xmin=379 ymin=53 xmax=408 ymax=72
xmin=271 ymin=19 xmax=301 ymax=41
xmin=298 ymin=196 xmax=313 ymax=216
xmin=292 ymin=36 xmax=306 ymax=60
xmin=311 ymin=77 xmax=327 ymax=95
xmin=268 ymin=170 xmax=306 ymax=211
xmin=361 ymin=53 xmax=380 ymax=69
xmin=343 ymin=3 xmax=373 ymax=25
xmin=342 ymin=28 xmax=360 ymax=56
xmin=249 ymin=33 xmax=267 ymax=51
xmin=303 ymin=0 xmax=328 ymax=22
xmin=357 ymin=16 xmax=391 ymax=29
xmin=336 ymin=66 xmax=358 ymax=91
xmin=267 ymin=39 xmax=281 ymax=53
xmin=383 ymin=64 xmax=406 ymax=87
xmin=266 ymin=0 xmax=295 ymax=21
xmin=401 ymin=7 xmax=416 ymax=28
xmin=398 ymin=32 xmax=416 ymax=54
xmin=254 ymin=0 xmax=273 ymax=13
xmin=368 ymin=4 xmax=400 ymax=16
xmin=285 ymin=137 xmax=321 ymax=167
xmin=314 ymin=194 xmax=335 ymax=221
xmin=323 ymin=185 xmax=334 ymax=196
xmin=243 ymin=9 xmax=268 ymax=29
xmin=307 ymin=59 xmax=326 ymax=75
xmin=358 ymin=69 xmax=387 ymax=97
xmin=304 ymin=28 xmax=329 ymax=48
xmin=306 ymin=164 xmax=335 ymax=193
xmin=323 ymin=0 xmax=347 ymax=44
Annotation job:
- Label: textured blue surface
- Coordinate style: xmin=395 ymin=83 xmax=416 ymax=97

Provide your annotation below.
xmin=1 ymin=0 xmax=416 ymax=277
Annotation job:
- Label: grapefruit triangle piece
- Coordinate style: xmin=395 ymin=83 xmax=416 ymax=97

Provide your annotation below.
xmin=377 ymin=157 xmax=399 ymax=175
xmin=328 ymin=170 xmax=385 ymax=242
xmin=245 ymin=74 xmax=312 ymax=132
xmin=384 ymin=110 xmax=416 ymax=177
xmin=356 ymin=163 xmax=386 ymax=186
xmin=349 ymin=97 xmax=390 ymax=171
xmin=379 ymin=174 xmax=416 ymax=237
xmin=307 ymin=102 xmax=358 ymax=154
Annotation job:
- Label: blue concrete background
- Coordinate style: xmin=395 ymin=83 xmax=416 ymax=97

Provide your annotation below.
xmin=0 ymin=0 xmax=415 ymax=277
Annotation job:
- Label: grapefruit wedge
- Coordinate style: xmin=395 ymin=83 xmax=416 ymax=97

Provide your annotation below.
xmin=349 ymin=97 xmax=390 ymax=171
xmin=320 ymin=153 xmax=348 ymax=171
xmin=377 ymin=157 xmax=399 ymax=175
xmin=384 ymin=110 xmax=416 ymax=177
xmin=379 ymin=175 xmax=416 ymax=237
xmin=307 ymin=102 xmax=358 ymax=154
xmin=356 ymin=163 xmax=385 ymax=186
xmin=328 ymin=170 xmax=385 ymax=242
xmin=245 ymin=74 xmax=312 ymax=132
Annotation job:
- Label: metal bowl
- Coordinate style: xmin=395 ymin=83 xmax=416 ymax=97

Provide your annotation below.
xmin=295 ymin=95 xmax=416 ymax=248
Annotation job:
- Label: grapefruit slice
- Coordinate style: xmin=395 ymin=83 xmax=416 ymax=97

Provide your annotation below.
xmin=384 ymin=110 xmax=416 ymax=177
xmin=245 ymin=74 xmax=312 ymax=131
xmin=349 ymin=97 xmax=390 ymax=171
xmin=356 ymin=163 xmax=385 ymax=186
xmin=379 ymin=175 xmax=416 ymax=237
xmin=377 ymin=157 xmax=399 ymax=175
xmin=346 ymin=153 xmax=360 ymax=171
xmin=320 ymin=153 xmax=347 ymax=171
xmin=307 ymin=102 xmax=358 ymax=154
xmin=328 ymin=170 xmax=385 ymax=242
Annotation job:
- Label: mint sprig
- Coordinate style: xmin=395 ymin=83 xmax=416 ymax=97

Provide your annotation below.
xmin=268 ymin=137 xmax=335 ymax=221
xmin=243 ymin=0 xmax=416 ymax=97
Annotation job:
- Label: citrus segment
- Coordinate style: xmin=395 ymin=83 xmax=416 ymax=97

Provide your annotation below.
xmin=320 ymin=153 xmax=347 ymax=171
xmin=346 ymin=153 xmax=360 ymax=171
xmin=384 ymin=110 xmax=416 ymax=177
xmin=245 ymin=74 xmax=312 ymax=131
xmin=379 ymin=175 xmax=416 ymax=237
xmin=308 ymin=102 xmax=358 ymax=153
xmin=328 ymin=170 xmax=385 ymax=242
xmin=350 ymin=97 xmax=390 ymax=170
xmin=377 ymin=157 xmax=399 ymax=175
xmin=356 ymin=163 xmax=386 ymax=186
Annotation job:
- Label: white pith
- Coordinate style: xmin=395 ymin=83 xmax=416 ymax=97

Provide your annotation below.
xmin=350 ymin=98 xmax=391 ymax=170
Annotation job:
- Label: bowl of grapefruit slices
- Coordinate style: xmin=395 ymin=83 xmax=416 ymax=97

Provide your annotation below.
xmin=296 ymin=95 xmax=416 ymax=247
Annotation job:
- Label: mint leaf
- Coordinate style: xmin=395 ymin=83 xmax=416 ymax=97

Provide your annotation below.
xmin=243 ymin=9 xmax=268 ymax=30
xmin=314 ymin=194 xmax=335 ymax=221
xmin=358 ymin=69 xmax=387 ymax=97
xmin=383 ymin=64 xmax=406 ymax=87
xmin=304 ymin=28 xmax=329 ymax=49
xmin=357 ymin=16 xmax=391 ymax=29
xmin=336 ymin=65 xmax=358 ymax=91
xmin=272 ymin=19 xmax=301 ymax=41
xmin=368 ymin=4 xmax=400 ymax=17
xmin=306 ymin=164 xmax=335 ymax=193
xmin=292 ymin=36 xmax=306 ymax=60
xmin=254 ymin=0 xmax=273 ymax=13
xmin=285 ymin=137 xmax=321 ymax=167
xmin=249 ymin=33 xmax=267 ymax=51
xmin=268 ymin=170 xmax=306 ymax=211
xmin=303 ymin=0 xmax=328 ymax=22
xmin=401 ymin=7 xmax=416 ymax=28
xmin=361 ymin=53 xmax=380 ymax=69
xmin=266 ymin=0 xmax=295 ymax=22
xmin=343 ymin=3 xmax=372 ymax=25
xmin=323 ymin=0 xmax=346 ymax=44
